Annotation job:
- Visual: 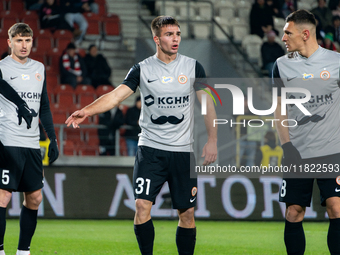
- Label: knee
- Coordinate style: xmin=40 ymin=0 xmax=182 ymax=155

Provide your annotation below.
xmin=24 ymin=192 xmax=42 ymax=210
xmin=0 ymin=191 xmax=12 ymax=208
xmin=286 ymin=205 xmax=305 ymax=222
xmin=178 ymin=207 xmax=195 ymax=226
xmin=135 ymin=199 xmax=152 ymax=219
xmin=326 ymin=199 xmax=340 ymax=219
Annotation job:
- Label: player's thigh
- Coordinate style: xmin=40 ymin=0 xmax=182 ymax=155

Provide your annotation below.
xmin=279 ymin=178 xmax=314 ymax=207
xmin=0 ymin=146 xmax=25 ymax=191
xmin=317 ymin=178 xmax=340 ymax=207
xmin=133 ymin=146 xmax=168 ymax=202
xmin=168 ymin=152 xmax=197 ymax=209
xmin=18 ymin=148 xmax=44 ymax=192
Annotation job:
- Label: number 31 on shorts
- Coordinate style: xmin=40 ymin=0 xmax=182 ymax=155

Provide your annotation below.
xmin=135 ymin=177 xmax=151 ymax=195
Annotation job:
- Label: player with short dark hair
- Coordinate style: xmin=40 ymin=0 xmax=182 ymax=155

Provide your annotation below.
xmin=273 ymin=9 xmax=340 ymax=255
xmin=66 ymin=15 xmax=217 ymax=255
xmin=0 ymin=23 xmax=59 ymax=255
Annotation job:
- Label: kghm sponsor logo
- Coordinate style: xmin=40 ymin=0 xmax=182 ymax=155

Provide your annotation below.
xmin=20 ymin=92 xmax=41 ymax=100
xmin=144 ymin=94 xmax=189 ymax=108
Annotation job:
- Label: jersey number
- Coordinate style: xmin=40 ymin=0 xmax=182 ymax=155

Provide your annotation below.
xmin=135 ymin=177 xmax=151 ymax=195
xmin=280 ymin=180 xmax=286 ymax=197
xmin=2 ymin=170 xmax=9 ymax=185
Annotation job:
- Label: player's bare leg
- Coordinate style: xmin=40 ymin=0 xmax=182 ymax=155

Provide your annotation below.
xmin=134 ymin=199 xmax=153 ymax=255
xmin=326 ymin=197 xmax=340 ymax=255
xmin=177 ymin=207 xmax=196 ymax=255
xmin=284 ymin=204 xmax=306 ymax=255
xmin=17 ymin=189 xmax=42 ymax=255
xmin=0 ymin=189 xmax=12 ymax=254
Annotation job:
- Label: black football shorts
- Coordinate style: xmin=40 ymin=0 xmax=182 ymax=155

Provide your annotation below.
xmin=133 ymin=146 xmax=197 ymax=209
xmin=280 ymin=153 xmax=340 ymax=207
xmin=0 ymin=146 xmax=44 ymax=192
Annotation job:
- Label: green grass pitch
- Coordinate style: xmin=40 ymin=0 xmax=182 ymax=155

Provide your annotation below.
xmin=3 ymin=219 xmax=330 ymax=254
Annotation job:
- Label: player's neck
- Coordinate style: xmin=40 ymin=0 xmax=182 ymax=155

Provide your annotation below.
xmin=10 ymin=54 xmax=28 ymax=64
xmin=156 ymin=51 xmax=177 ymax=64
xmin=298 ymin=42 xmax=319 ymax=58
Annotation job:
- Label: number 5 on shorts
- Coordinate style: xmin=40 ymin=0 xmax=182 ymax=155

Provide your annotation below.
xmin=2 ymin=169 xmax=9 ymax=185
xmin=135 ymin=177 xmax=151 ymax=195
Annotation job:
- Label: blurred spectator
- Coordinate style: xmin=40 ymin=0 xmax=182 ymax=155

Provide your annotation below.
xmin=77 ymin=0 xmax=99 ymax=14
xmin=266 ymin=0 xmax=283 ymax=18
xmin=281 ymin=0 xmax=297 ymax=18
xmin=40 ymin=0 xmax=75 ymax=32
xmin=321 ymin=33 xmax=337 ymax=51
xmin=60 ymin=42 xmax=91 ymax=88
xmin=142 ymin=0 xmax=156 ymax=16
xmin=25 ymin=0 xmax=44 ymax=10
xmin=250 ymin=0 xmax=277 ymax=38
xmin=261 ymin=30 xmax=285 ymax=76
xmin=327 ymin=16 xmax=340 ymax=44
xmin=84 ymin=45 xmax=112 ymax=88
xmin=329 ymin=0 xmax=340 ymax=12
xmin=98 ymin=106 xmax=124 ymax=156
xmin=60 ymin=0 xmax=89 ymax=45
xmin=124 ymin=97 xmax=141 ymax=156
xmin=311 ymin=0 xmax=333 ymax=31
xmin=255 ymin=131 xmax=283 ymax=167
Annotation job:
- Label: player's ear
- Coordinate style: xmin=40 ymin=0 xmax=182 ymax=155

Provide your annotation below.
xmin=7 ymin=39 xmax=11 ymax=48
xmin=302 ymin=29 xmax=310 ymax=41
xmin=153 ymin=35 xmax=159 ymax=46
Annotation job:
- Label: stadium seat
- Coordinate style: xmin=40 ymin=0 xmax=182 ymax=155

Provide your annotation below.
xmin=54 ymin=84 xmax=75 ymax=110
xmin=274 ymin=17 xmax=285 ymax=40
xmin=46 ymin=48 xmax=61 ymax=73
xmin=55 ymin=37 xmax=72 ymax=51
xmin=84 ymin=13 xmax=102 ymax=40
xmin=193 ymin=23 xmax=211 ymax=39
xmin=54 ymin=29 xmax=73 ymax=40
xmin=29 ymin=50 xmax=47 ymax=64
xmin=52 ymin=110 xmax=68 ymax=124
xmin=62 ymin=140 xmax=77 ymax=156
xmin=0 ymin=34 xmax=8 ymax=56
xmin=195 ymin=2 xmax=212 ymax=21
xmin=46 ymin=73 xmax=59 ymax=87
xmin=0 ymin=1 xmax=6 ymax=12
xmin=20 ymin=10 xmax=39 ymax=20
xmin=241 ymin=34 xmax=263 ymax=62
xmin=96 ymin=84 xmax=114 ymax=97
xmin=230 ymin=18 xmax=248 ymax=43
xmin=102 ymin=14 xmax=120 ymax=41
xmin=75 ymin=84 xmax=96 ymax=95
xmin=119 ymin=138 xmax=128 ymax=156
xmin=1 ymin=15 xmax=19 ymax=30
xmin=215 ymin=1 xmax=235 ymax=20
xmin=7 ymin=0 xmax=25 ymax=12
xmin=21 ymin=17 xmax=40 ymax=32
xmin=37 ymin=28 xmax=53 ymax=39
xmin=77 ymin=93 xmax=96 ymax=108
xmin=34 ymin=36 xmax=53 ymax=51
xmin=79 ymin=146 xmax=99 ymax=156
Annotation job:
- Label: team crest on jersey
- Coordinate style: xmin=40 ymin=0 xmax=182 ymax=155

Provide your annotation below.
xmin=178 ymin=75 xmax=188 ymax=84
xmin=191 ymin=187 xmax=197 ymax=196
xmin=35 ymin=73 xmax=42 ymax=81
xmin=336 ymin=176 xmax=340 ymax=185
xmin=21 ymin=74 xmax=30 ymax=80
xmin=320 ymin=70 xmax=330 ymax=80
xmin=302 ymin=73 xmax=314 ymax=80
xmin=162 ymin=76 xmax=173 ymax=83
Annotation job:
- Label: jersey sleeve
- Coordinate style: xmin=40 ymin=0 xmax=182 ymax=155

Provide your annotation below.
xmin=39 ymin=72 xmax=57 ymax=140
xmin=122 ymin=64 xmax=140 ymax=93
xmin=0 ymin=69 xmax=26 ymax=107
xmin=194 ymin=61 xmax=207 ymax=91
xmin=272 ymin=60 xmax=284 ymax=97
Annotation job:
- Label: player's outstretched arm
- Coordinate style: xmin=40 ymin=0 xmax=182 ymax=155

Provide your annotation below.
xmin=65 ymin=84 xmax=134 ymax=128
xmin=0 ymin=78 xmax=34 ymax=128
xmin=196 ymin=89 xmax=218 ymax=166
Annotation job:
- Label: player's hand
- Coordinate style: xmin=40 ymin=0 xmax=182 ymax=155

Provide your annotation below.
xmin=17 ymin=103 xmax=36 ymax=129
xmin=282 ymin=141 xmax=302 ymax=166
xmin=201 ymin=140 xmax=217 ymax=166
xmin=65 ymin=109 xmax=87 ymax=128
xmin=48 ymin=139 xmax=59 ymax=164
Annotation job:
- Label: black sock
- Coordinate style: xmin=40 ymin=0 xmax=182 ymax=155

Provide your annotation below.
xmin=176 ymin=226 xmax=196 ymax=255
xmin=0 ymin=207 xmax=6 ymax=251
xmin=328 ymin=218 xmax=340 ymax=255
xmin=134 ymin=219 xmax=154 ymax=255
xmin=18 ymin=206 xmax=38 ymax=251
xmin=284 ymin=220 xmax=305 ymax=255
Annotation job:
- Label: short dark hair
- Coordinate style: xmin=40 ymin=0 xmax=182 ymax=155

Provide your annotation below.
xmin=151 ymin=16 xmax=180 ymax=36
xmin=88 ymin=44 xmax=96 ymax=51
xmin=264 ymin=131 xmax=276 ymax=141
xmin=8 ymin=23 xmax=33 ymax=40
xmin=286 ymin=9 xmax=316 ymax=26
